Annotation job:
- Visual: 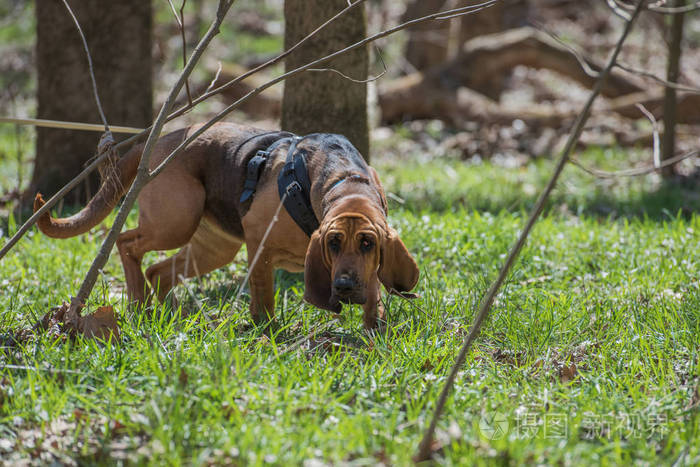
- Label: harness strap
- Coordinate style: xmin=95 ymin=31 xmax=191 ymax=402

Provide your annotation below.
xmin=239 ymin=151 xmax=267 ymax=203
xmin=239 ymin=135 xmax=293 ymax=204
xmin=239 ymin=133 xmax=321 ymax=237
xmin=277 ymin=137 xmax=320 ymax=237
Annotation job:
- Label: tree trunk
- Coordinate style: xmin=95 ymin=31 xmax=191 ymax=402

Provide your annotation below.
xmin=282 ymin=0 xmax=369 ymax=159
xmin=661 ymin=0 xmax=686 ymax=177
xmin=31 ymin=0 xmax=152 ymax=206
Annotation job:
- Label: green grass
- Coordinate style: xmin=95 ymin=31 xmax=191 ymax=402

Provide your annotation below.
xmin=0 ymin=139 xmax=698 ymax=465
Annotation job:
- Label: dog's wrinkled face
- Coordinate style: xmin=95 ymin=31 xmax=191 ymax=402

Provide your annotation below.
xmin=304 ymin=211 xmax=419 ymax=313
xmin=323 ymin=215 xmax=380 ymax=306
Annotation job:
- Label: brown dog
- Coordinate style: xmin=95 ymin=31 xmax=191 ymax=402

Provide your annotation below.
xmin=34 ymin=122 xmax=419 ymax=328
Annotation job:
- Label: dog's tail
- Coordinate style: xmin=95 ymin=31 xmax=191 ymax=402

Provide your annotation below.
xmin=33 ymin=143 xmax=142 ymax=239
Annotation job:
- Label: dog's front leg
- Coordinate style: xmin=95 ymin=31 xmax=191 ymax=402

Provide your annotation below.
xmin=246 ymin=247 xmax=275 ymax=325
xmin=362 ymin=282 xmax=384 ymax=329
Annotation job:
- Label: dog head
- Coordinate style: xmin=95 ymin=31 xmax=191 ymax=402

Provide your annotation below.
xmin=304 ymin=200 xmax=419 ymax=312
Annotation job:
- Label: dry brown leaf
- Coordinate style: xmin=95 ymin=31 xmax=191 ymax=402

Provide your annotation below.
xmin=178 ymin=368 xmax=188 ymax=387
xmin=559 ymin=362 xmax=577 ymax=383
xmin=33 ymin=302 xmax=120 ymax=342
xmin=78 ymin=306 xmax=120 ymax=341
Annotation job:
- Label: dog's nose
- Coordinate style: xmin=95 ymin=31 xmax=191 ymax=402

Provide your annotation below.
xmin=332 ymin=275 xmax=356 ymax=296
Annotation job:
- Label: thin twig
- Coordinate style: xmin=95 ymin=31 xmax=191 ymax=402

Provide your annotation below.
xmin=205 ymin=61 xmax=224 ymax=94
xmin=0 ymin=117 xmax=142 ymax=134
xmin=232 ymin=193 xmax=287 ymax=308
xmin=414 ymin=0 xmax=646 ymax=461
xmin=571 ymin=149 xmax=697 ymax=178
xmin=535 ymin=23 xmax=601 ymax=79
xmin=534 ymin=23 xmax=700 ymax=96
xmin=650 ymin=1 xmax=700 ymax=12
xmin=615 ymin=61 xmax=700 ymax=93
xmin=612 ymin=0 xmax=700 ymax=13
xmin=606 ymin=0 xmax=633 ymax=20
xmin=635 ymin=103 xmax=661 ymax=167
xmin=168 ymin=0 xmax=193 ymax=107
xmin=307 ymin=45 xmax=388 ymax=84
xmin=60 ymin=0 xmax=110 ymax=133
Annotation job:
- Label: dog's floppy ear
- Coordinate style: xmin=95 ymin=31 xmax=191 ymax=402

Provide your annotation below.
xmin=378 ymin=227 xmax=419 ymax=296
xmin=304 ymin=230 xmax=341 ymax=312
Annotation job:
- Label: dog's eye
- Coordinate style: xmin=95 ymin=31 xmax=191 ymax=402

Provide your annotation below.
xmin=360 ymin=238 xmax=374 ymax=252
xmin=328 ymin=237 xmax=341 ymax=253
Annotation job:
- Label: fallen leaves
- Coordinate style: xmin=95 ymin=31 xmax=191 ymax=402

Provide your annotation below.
xmin=0 ymin=413 xmax=149 ymax=465
xmin=35 ymin=302 xmax=120 ymax=343
xmin=485 ymin=341 xmax=597 ymax=384
xmin=78 ymin=305 xmax=120 ymax=341
xmin=559 ymin=362 xmax=578 ymax=383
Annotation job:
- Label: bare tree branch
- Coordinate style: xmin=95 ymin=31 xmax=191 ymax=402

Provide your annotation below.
xmin=535 ymin=22 xmax=603 ymax=78
xmin=635 ymin=103 xmax=661 ymax=166
xmin=533 ymin=21 xmax=700 ymax=97
xmin=205 ymin=61 xmax=224 ymax=94
xmin=615 ymin=61 xmax=700 ymax=93
xmin=606 ymin=0 xmax=633 ymax=20
xmin=414 ymin=0 xmax=647 ymax=461
xmin=650 ymin=1 xmax=700 ymax=13
xmin=60 ymin=0 xmax=110 ymax=133
xmin=610 ymin=0 xmax=700 ymax=13
xmin=167 ymin=0 xmax=193 ymax=106
xmin=571 ymin=149 xmax=697 ymax=178
xmin=307 ymin=45 xmax=388 ymax=84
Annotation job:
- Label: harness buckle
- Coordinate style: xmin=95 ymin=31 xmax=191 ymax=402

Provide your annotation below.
xmin=285 ymin=181 xmax=302 ymax=196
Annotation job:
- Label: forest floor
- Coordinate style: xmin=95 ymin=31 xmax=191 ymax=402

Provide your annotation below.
xmin=0 ymin=123 xmax=698 ymax=465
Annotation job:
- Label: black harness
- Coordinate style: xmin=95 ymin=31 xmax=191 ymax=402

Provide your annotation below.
xmin=239 ymin=135 xmax=320 ymax=237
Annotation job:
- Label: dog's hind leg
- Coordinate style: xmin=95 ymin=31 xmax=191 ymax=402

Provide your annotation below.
xmin=145 ymin=223 xmax=243 ymax=302
xmin=117 ymin=228 xmax=152 ymax=306
xmin=121 ymin=175 xmax=207 ymax=306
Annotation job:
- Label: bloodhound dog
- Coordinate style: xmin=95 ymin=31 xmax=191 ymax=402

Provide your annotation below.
xmin=34 ymin=122 xmax=419 ymax=328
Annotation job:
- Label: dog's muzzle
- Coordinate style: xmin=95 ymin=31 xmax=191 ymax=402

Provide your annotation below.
xmin=331 ymin=274 xmax=366 ymax=305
